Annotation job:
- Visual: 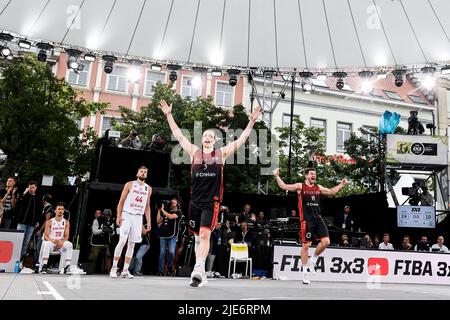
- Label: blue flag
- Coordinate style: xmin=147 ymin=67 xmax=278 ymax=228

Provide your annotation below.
xmin=379 ymin=110 xmax=401 ymax=137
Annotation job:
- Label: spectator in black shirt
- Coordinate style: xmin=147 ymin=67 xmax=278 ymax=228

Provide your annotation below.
xmin=339 ymin=233 xmax=351 ymax=247
xmin=414 ymin=235 xmax=431 ymax=252
xmin=338 ymin=205 xmax=354 ymax=231
xmin=16 ymin=181 xmax=43 ymax=259
xmin=0 ymin=177 xmax=18 ymax=229
xmin=234 ymin=221 xmax=253 ymax=246
xmin=401 ymin=235 xmax=413 ymax=251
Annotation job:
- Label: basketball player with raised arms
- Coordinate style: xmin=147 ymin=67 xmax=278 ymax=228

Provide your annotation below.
xmin=110 ymin=166 xmax=152 ymax=278
xmin=274 ymin=167 xmax=348 ymax=284
xmin=158 ymin=99 xmax=262 ymax=287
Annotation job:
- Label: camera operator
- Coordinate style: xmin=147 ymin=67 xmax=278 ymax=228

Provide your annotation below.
xmin=420 ymin=186 xmax=434 ymax=206
xmin=407 ymin=111 xmax=425 ymax=135
xmin=88 ymin=209 xmax=108 ymax=273
xmin=157 ymin=198 xmax=181 ymax=276
xmin=120 ymin=130 xmax=142 ymax=150
xmin=100 ymin=209 xmax=116 ymax=271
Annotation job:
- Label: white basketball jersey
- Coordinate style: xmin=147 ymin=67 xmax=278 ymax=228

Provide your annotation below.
xmin=49 ymin=218 xmax=66 ymax=240
xmin=122 ymin=181 xmax=150 ymax=215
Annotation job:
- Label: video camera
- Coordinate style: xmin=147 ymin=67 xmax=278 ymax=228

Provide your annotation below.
xmin=401 ymin=182 xmax=423 ymax=205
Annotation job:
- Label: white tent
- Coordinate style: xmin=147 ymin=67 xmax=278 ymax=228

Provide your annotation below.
xmin=0 ymin=0 xmax=449 ymax=71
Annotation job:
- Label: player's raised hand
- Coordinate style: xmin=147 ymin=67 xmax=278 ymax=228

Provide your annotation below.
xmin=273 ymin=168 xmax=280 ymax=177
xmin=250 ymin=106 xmax=263 ymax=122
xmin=341 ymin=178 xmax=349 ymax=185
xmin=158 ymin=99 xmax=172 ymax=115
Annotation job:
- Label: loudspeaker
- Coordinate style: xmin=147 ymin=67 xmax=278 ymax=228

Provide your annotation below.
xmin=96 ymin=146 xmax=171 ymax=187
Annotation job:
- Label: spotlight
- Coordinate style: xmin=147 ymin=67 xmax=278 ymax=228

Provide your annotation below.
xmin=211 ymin=69 xmax=222 ymax=77
xmin=151 ymin=63 xmax=162 ymax=71
xmin=333 ymin=72 xmax=347 ymax=90
xmin=302 ymin=81 xmax=313 ymax=93
xmin=18 ymin=39 xmax=31 ymax=49
xmin=421 ymin=66 xmax=436 ymax=90
xmin=359 ymin=71 xmax=373 ymax=94
xmin=316 ymin=73 xmax=327 ymax=81
xmin=167 ymin=64 xmax=181 ymax=82
xmin=392 ymin=69 xmax=405 ymax=87
xmin=84 ymin=53 xmax=96 ymax=62
xmin=36 ymin=42 xmax=54 ymax=62
xmin=1 ymin=46 xmax=11 ymax=57
xmin=102 ymin=55 xmax=117 ymax=74
xmin=66 ymin=49 xmax=81 ymax=71
xmin=441 ymin=65 xmax=450 ymax=75
xmin=227 ymin=69 xmax=241 ymax=87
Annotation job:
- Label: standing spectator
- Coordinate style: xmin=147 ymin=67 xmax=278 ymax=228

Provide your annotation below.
xmin=373 ymin=235 xmax=380 ymax=248
xmin=0 ymin=177 xmax=18 ymax=229
xmin=290 ymin=210 xmax=297 ymax=217
xmin=130 ymin=219 xmax=151 ymax=276
xmin=88 ymin=209 xmax=109 ymax=273
xmin=401 ymin=235 xmax=413 ymax=250
xmin=234 ymin=221 xmax=252 ymax=246
xmin=236 ymin=204 xmax=253 ymax=224
xmin=16 ymin=181 xmax=42 ymax=259
xmin=338 ymin=205 xmax=354 ymax=231
xmin=378 ymin=233 xmax=394 ymax=250
xmin=34 ymin=194 xmax=54 ymax=271
xmin=157 ymin=198 xmax=181 ymax=276
xmin=206 ymin=222 xmax=221 ymax=276
xmin=256 ymin=211 xmax=268 ymax=231
xmin=431 ymin=236 xmax=449 ymax=253
xmin=414 ymin=235 xmax=431 ymax=252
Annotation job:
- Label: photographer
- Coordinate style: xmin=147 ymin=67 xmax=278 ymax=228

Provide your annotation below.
xmin=407 ymin=111 xmax=425 ymax=135
xmin=420 ymin=186 xmax=434 ymax=206
xmin=120 ymin=130 xmax=142 ymax=150
xmin=157 ymin=198 xmax=181 ymax=276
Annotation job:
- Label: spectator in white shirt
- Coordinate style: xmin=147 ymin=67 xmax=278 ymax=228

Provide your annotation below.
xmin=431 ymin=236 xmax=449 ymax=253
xmin=378 ymin=233 xmax=394 ymax=250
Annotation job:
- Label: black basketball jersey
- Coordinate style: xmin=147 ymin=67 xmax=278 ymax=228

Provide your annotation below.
xmin=191 ymin=149 xmax=224 ymax=203
xmin=298 ymin=184 xmax=321 ymax=220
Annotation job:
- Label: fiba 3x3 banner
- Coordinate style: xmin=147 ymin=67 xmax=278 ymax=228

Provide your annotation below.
xmin=273 ymin=245 xmax=450 ymax=285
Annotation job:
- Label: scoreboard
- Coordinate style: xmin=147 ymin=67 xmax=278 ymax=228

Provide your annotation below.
xmin=397 ymin=205 xmax=436 ymax=228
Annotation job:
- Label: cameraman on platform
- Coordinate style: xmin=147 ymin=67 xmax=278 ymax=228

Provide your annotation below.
xmin=120 ymin=130 xmax=142 ymax=150
xmin=157 ymin=198 xmax=181 ymax=276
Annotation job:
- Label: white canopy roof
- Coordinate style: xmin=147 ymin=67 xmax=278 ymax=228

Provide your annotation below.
xmin=0 ymin=0 xmax=449 ymax=71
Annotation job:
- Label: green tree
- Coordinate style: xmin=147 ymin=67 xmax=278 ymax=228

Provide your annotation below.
xmin=117 ymin=83 xmax=271 ymax=192
xmin=0 ymin=56 xmax=107 ymax=184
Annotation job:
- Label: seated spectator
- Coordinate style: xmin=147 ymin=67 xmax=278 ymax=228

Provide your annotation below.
xmin=290 ymin=210 xmax=297 ymax=218
xmin=414 ymin=235 xmax=431 ymax=252
xmin=234 ymin=221 xmax=252 ymax=246
xmin=339 ymin=233 xmax=351 ymax=247
xmin=401 ymin=235 xmax=413 ymax=250
xmin=236 ymin=204 xmax=253 ymax=224
xmin=378 ymin=233 xmax=394 ymax=250
xmin=373 ymin=235 xmax=380 ymax=248
xmin=431 ymin=236 xmax=448 ymax=253
xmin=360 ymin=233 xmax=373 ymax=248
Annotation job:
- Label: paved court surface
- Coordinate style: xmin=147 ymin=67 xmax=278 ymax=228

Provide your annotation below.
xmin=1 ymin=274 xmax=450 ymax=300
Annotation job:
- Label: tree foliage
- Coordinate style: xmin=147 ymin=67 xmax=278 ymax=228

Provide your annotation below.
xmin=0 ymin=56 xmax=107 ymax=184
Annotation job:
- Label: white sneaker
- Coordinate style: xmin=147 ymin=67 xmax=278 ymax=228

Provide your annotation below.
xmin=302 ymin=272 xmax=311 ymax=285
xmin=189 ymin=268 xmax=207 ymax=287
xmin=109 ymin=267 xmax=118 ymax=278
xmin=120 ymin=270 xmax=134 ymax=279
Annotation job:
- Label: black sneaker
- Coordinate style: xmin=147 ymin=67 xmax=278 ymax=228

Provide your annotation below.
xmin=63 ymin=265 xmax=71 ymax=275
xmin=40 ymin=264 xmax=48 ymax=274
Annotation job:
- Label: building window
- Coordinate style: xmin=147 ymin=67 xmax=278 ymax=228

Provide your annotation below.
xmin=337 ymin=122 xmax=352 ymax=153
xmin=383 ymin=90 xmax=403 ymax=101
xmin=144 ymin=71 xmax=166 ymax=97
xmin=181 ymin=76 xmax=200 ymax=100
xmin=215 ymin=82 xmax=233 ymax=107
xmin=101 ymin=116 xmax=123 ymax=136
xmin=107 ymin=66 xmax=127 ymax=92
xmin=282 ymin=114 xmax=299 ymax=128
xmin=408 ymin=95 xmax=427 ymax=104
xmin=370 ymin=89 xmax=383 ymax=98
xmin=362 ymin=126 xmax=377 ymax=143
xmin=311 ymin=118 xmax=327 ymax=146
xmin=67 ymin=61 xmax=91 ymax=87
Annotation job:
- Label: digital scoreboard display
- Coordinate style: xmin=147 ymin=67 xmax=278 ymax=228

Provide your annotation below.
xmin=397 ymin=205 xmax=436 ymax=228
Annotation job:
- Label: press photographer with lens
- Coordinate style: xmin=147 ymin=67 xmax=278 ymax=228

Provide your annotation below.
xmin=157 ymin=198 xmax=181 ymax=276
xmin=120 ymin=130 xmax=142 ymax=150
